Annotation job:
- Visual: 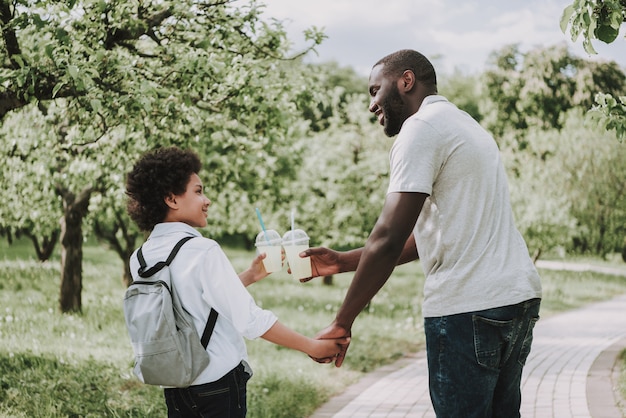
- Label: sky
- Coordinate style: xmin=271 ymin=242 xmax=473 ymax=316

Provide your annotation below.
xmin=258 ymin=0 xmax=626 ymax=77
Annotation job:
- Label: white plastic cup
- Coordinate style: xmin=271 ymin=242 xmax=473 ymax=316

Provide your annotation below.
xmin=255 ymin=230 xmax=283 ymax=273
xmin=282 ymin=229 xmax=311 ymax=280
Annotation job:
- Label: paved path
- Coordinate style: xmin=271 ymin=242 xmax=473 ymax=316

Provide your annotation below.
xmin=310 ymin=292 xmax=626 ymax=418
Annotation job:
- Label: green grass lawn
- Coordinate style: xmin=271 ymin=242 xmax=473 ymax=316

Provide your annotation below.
xmin=1 ymin=237 xmax=625 ymax=417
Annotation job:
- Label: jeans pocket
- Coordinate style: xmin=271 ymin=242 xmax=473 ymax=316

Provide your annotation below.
xmin=517 ymin=316 xmax=539 ymax=367
xmin=473 ymin=315 xmax=512 ymax=370
xmin=194 ymin=386 xmax=230 ymax=398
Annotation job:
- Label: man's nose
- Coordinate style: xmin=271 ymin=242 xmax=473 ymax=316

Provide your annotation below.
xmin=369 ymin=99 xmax=378 ymax=113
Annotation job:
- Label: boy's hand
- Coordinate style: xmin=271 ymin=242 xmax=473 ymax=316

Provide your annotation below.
xmin=238 ymin=253 xmax=269 ymax=287
xmin=310 ymin=322 xmax=351 ymax=367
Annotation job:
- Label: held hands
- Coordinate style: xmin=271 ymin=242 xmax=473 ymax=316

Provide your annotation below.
xmin=308 ymin=335 xmax=351 ymax=361
xmin=310 ymin=322 xmax=351 ymax=367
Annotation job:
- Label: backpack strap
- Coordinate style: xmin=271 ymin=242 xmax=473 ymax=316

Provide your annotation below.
xmin=137 ymin=236 xmax=195 ymax=278
xmin=136 ymin=235 xmax=218 ymax=349
xmin=201 ymin=308 xmax=219 ymax=349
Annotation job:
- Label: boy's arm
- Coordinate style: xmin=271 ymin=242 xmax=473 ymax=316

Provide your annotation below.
xmin=261 ymin=321 xmax=348 ymax=360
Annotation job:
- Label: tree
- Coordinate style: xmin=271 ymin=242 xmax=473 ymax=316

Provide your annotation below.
xmin=266 ymin=62 xmax=388 ymax=254
xmin=558 ymin=118 xmax=626 ymax=258
xmin=90 ymin=192 xmax=143 ymax=287
xmin=503 ymin=124 xmax=578 ymax=260
xmin=296 ymin=61 xmax=368 ymax=132
xmin=481 ymin=43 xmax=626 ymax=142
xmin=294 ymin=94 xmax=391 ymax=251
xmin=0 ymin=104 xmax=63 ymax=262
xmin=0 ymin=0 xmax=324 ymax=312
xmin=561 ymin=0 xmax=626 ymax=139
xmin=504 ymin=109 xmax=626 ymax=260
xmin=438 ymin=70 xmax=483 ymax=123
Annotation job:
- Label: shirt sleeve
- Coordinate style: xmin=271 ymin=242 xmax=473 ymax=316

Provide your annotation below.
xmin=194 ymin=243 xmax=277 ymax=340
xmin=387 ymin=118 xmax=443 ymax=196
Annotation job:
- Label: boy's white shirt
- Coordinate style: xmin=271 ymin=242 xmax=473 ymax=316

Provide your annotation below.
xmin=129 ymin=222 xmax=277 ymax=384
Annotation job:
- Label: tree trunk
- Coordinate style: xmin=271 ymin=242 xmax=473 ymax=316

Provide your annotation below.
xmin=531 ymin=248 xmax=542 ymax=265
xmin=27 ymin=229 xmax=60 ymax=262
xmin=58 ymin=186 xmax=93 ymax=313
xmin=93 ymin=213 xmax=140 ymax=287
xmin=323 ymin=275 xmax=333 ymax=285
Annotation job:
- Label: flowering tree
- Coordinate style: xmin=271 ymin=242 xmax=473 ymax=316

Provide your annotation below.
xmin=0 ymin=0 xmax=323 ymax=311
xmin=561 ymin=0 xmax=626 ymax=139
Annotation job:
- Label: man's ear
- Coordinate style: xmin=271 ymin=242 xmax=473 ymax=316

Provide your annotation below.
xmin=164 ymin=194 xmax=177 ymax=210
xmin=399 ymin=70 xmax=415 ymax=92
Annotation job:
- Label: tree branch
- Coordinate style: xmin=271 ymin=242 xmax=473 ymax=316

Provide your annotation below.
xmin=104 ymin=8 xmax=173 ymax=49
xmin=0 ymin=0 xmax=21 ymax=67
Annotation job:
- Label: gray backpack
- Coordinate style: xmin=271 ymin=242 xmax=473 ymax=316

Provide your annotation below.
xmin=123 ymin=236 xmax=218 ymax=387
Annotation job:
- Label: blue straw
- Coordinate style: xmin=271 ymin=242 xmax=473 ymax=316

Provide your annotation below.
xmin=255 ymin=208 xmax=270 ymax=242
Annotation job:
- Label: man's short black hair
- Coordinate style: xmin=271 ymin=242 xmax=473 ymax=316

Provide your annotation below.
xmin=374 ymin=49 xmax=437 ymax=91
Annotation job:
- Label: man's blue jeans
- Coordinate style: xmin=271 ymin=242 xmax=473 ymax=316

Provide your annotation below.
xmin=164 ymin=362 xmax=251 ymax=417
xmin=425 ymin=298 xmax=540 ymax=418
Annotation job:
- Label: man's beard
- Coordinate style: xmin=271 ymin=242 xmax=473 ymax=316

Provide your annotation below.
xmin=381 ymin=85 xmax=408 ymax=137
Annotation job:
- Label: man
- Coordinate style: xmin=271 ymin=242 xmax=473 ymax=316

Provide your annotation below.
xmin=304 ymin=49 xmax=542 ymax=417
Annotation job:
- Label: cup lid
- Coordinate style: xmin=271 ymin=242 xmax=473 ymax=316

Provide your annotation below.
xmin=255 ymin=230 xmax=282 ymax=246
xmin=282 ymin=229 xmax=309 ymax=245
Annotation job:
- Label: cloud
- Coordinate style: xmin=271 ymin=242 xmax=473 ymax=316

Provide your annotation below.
xmin=261 ymin=0 xmax=433 ymax=28
xmin=259 ymin=0 xmax=626 ymax=76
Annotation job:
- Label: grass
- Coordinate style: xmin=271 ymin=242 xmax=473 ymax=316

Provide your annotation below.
xmin=1 ymin=237 xmax=625 ymax=417
xmin=541 ymin=251 xmax=625 ymax=267
xmin=620 ymin=349 xmax=626 ymax=417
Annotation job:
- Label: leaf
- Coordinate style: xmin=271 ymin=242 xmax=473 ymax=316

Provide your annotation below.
xmin=594 ymin=24 xmax=620 ymax=44
xmin=52 ymin=82 xmax=65 ymax=98
xmin=560 ymin=5 xmax=575 ymax=34
xmin=55 ymin=28 xmax=70 ymax=44
xmin=582 ymin=38 xmax=597 ymax=54
xmin=68 ymin=65 xmax=79 ymax=80
xmin=45 ymin=44 xmax=55 ymax=59
xmin=90 ymin=99 xmax=102 ymax=113
xmin=31 ymin=13 xmax=46 ymax=30
xmin=582 ymin=11 xmax=591 ymax=26
xmin=13 ymin=55 xmax=25 ymax=68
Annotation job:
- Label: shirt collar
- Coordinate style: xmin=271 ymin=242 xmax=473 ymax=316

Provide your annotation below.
xmin=421 ymin=95 xmax=448 ymax=107
xmin=149 ymin=222 xmax=203 ymax=239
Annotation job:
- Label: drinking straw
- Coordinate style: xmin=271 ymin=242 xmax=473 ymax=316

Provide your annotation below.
xmin=290 ymin=208 xmax=295 ymax=234
xmin=255 ymin=207 xmax=269 ymax=242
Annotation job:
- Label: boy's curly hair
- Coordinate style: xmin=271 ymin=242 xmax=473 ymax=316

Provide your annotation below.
xmin=126 ymin=147 xmax=202 ymax=231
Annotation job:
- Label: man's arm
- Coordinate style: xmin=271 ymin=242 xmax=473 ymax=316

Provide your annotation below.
xmin=398 ymin=233 xmax=419 ymax=265
xmin=300 ymin=227 xmax=418 ymax=282
xmin=335 ymin=192 xmax=426 ymax=329
xmin=319 ymin=192 xmax=428 ymax=366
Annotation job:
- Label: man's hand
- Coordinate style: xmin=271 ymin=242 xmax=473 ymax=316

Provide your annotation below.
xmin=311 ymin=322 xmax=351 ymax=367
xmin=297 ymin=247 xmax=343 ymax=282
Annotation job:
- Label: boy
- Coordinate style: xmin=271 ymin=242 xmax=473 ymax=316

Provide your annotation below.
xmin=125 ymin=146 xmax=344 ymax=417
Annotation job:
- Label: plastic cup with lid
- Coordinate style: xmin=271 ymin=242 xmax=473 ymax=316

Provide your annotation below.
xmin=282 ymin=229 xmax=311 ymax=280
xmin=254 ymin=230 xmax=283 ymax=273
